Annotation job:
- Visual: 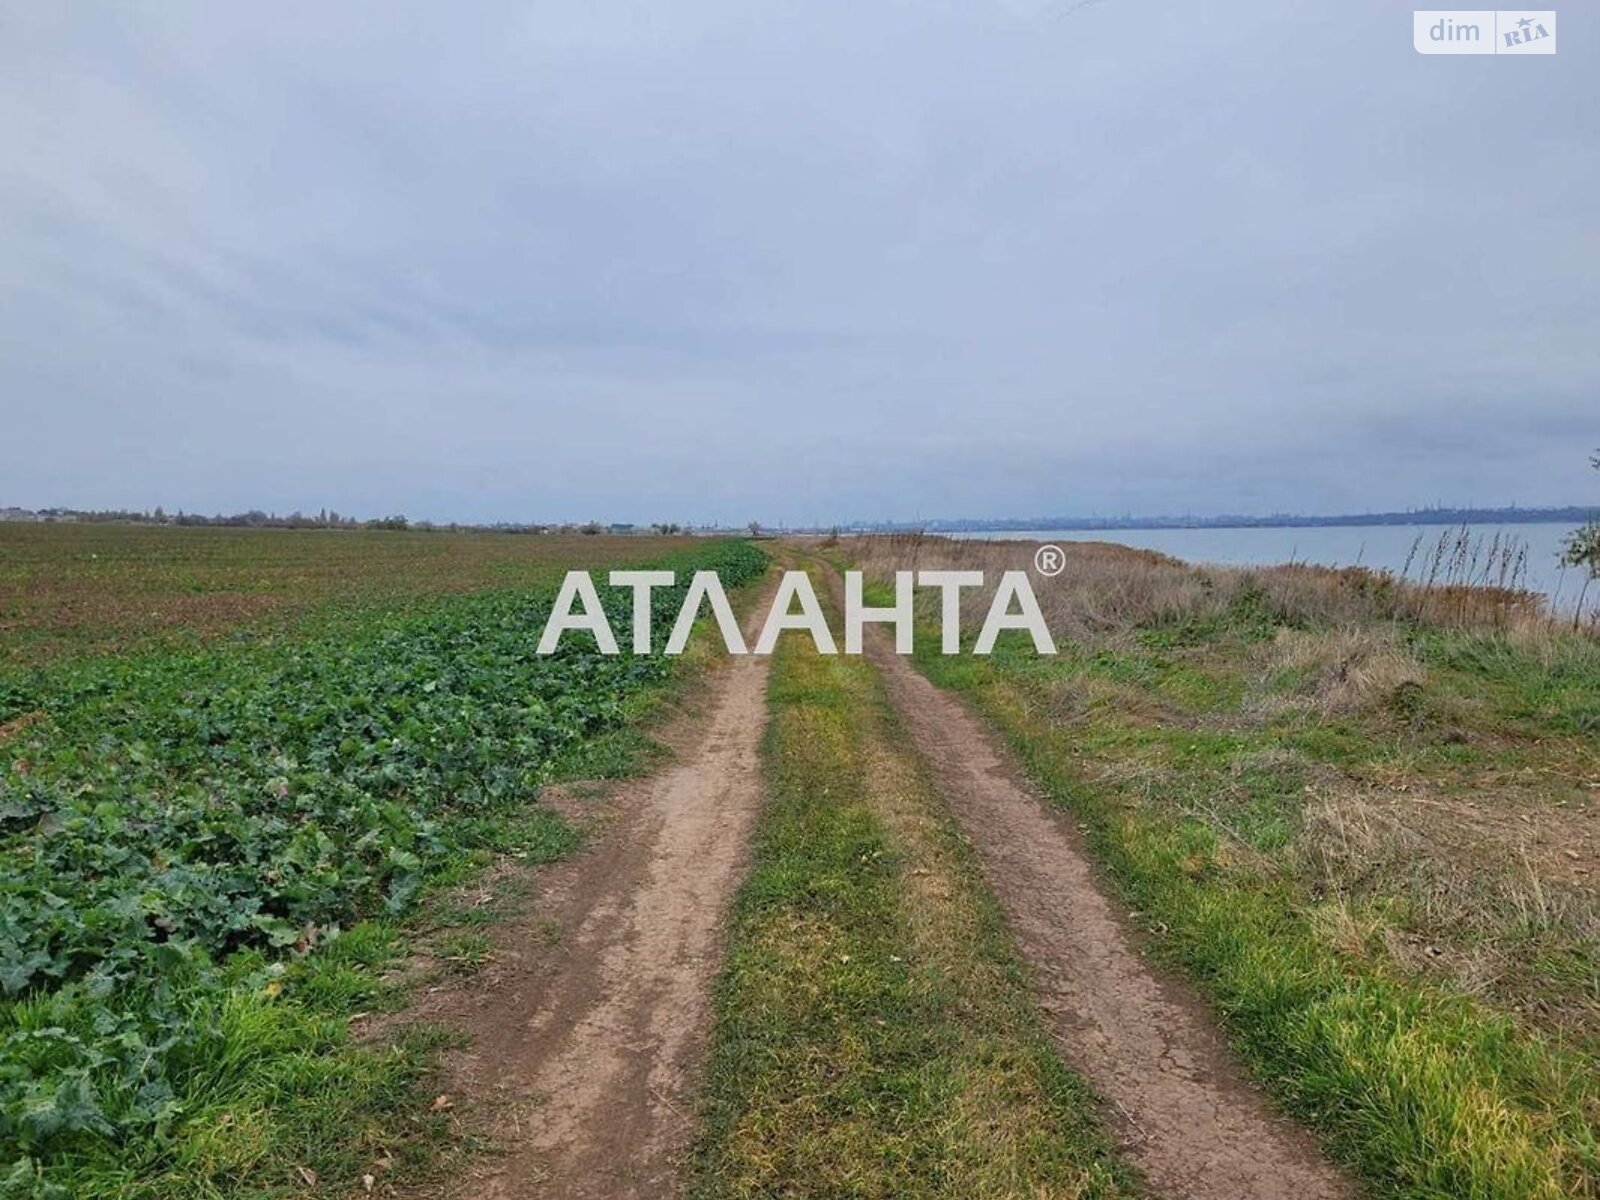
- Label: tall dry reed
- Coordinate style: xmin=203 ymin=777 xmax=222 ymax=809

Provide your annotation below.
xmin=837 ymin=527 xmax=1595 ymax=647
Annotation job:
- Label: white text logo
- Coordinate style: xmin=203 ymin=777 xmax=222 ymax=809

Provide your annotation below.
xmin=535 ymin=570 xmax=1057 ymax=656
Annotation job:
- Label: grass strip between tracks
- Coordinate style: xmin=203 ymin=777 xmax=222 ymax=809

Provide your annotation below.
xmin=692 ymin=566 xmax=1137 ymax=1199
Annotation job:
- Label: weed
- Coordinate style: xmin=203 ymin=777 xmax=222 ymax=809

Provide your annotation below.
xmin=434 ymin=932 xmax=494 ymax=977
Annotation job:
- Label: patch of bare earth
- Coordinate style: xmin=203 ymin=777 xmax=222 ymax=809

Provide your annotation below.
xmin=394 ymin=595 xmax=773 ymax=1199
xmin=844 ymin=591 xmax=1354 ymax=1199
xmin=0 ymin=711 xmax=46 ymax=745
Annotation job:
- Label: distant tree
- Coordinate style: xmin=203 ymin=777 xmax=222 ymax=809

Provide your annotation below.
xmin=581 ymin=520 xmax=602 ymax=535
xmin=747 ymin=521 xmax=761 ymax=537
xmin=1562 ymin=450 xmax=1600 ymax=578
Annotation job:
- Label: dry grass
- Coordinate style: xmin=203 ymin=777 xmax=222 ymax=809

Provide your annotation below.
xmin=1301 ymin=783 xmax=1599 ymax=1038
xmin=834 ymin=530 xmax=1599 ymax=1039
xmin=838 ymin=530 xmax=1591 ymax=646
xmin=1252 ymin=627 xmax=1426 ymax=719
xmin=844 ymin=533 xmax=1210 ymax=643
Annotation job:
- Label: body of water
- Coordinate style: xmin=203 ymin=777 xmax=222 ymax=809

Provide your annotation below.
xmin=963 ymin=522 xmax=1592 ymax=611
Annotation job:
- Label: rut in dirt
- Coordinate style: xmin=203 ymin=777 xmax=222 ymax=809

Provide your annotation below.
xmin=844 ymin=583 xmax=1353 ymax=1200
xmin=412 ymin=606 xmax=772 ymax=1199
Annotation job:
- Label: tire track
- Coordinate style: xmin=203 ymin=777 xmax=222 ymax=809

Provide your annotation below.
xmin=407 ymin=578 xmax=775 ymax=1200
xmin=834 ymin=564 xmax=1354 ymax=1200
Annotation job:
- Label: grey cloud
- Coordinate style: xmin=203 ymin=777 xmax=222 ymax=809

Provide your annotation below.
xmin=1 ymin=1 xmax=1595 ymax=524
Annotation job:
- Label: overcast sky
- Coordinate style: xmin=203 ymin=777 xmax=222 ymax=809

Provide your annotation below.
xmin=2 ymin=3 xmax=1595 ymax=525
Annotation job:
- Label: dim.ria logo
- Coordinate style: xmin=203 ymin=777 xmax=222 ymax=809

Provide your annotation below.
xmin=536 ymin=569 xmax=1057 ymax=656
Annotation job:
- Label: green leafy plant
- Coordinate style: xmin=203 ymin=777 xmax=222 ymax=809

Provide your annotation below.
xmin=0 ymin=540 xmax=767 ymax=1184
xmin=1561 ymin=452 xmax=1600 ymax=576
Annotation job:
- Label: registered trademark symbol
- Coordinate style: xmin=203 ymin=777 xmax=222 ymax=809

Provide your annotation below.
xmin=1033 ymin=544 xmax=1066 ymax=577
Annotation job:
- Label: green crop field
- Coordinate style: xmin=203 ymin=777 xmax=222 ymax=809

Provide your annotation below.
xmin=0 ymin=526 xmax=767 ymax=1197
xmin=0 ymin=523 xmax=700 ymax=670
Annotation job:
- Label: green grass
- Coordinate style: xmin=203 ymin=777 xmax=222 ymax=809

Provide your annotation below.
xmin=917 ymin=638 xmax=1598 ymax=1200
xmin=433 ymin=932 xmax=495 ymax=977
xmin=691 ymin=571 xmax=1136 ymax=1199
xmin=1410 ymin=628 xmax=1600 ymax=735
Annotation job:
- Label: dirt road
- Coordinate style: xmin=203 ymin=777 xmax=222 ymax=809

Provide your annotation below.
xmin=853 ymin=601 xmax=1353 ymax=1200
xmin=412 ymin=594 xmax=773 ymax=1199
xmin=412 ymin=556 xmax=1353 ymax=1200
